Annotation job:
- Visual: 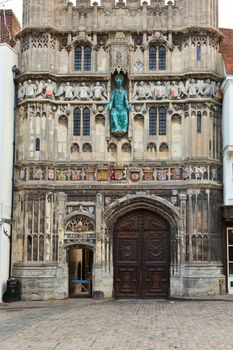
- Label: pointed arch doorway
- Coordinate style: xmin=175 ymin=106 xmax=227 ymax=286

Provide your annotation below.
xmin=113 ymin=209 xmax=170 ymax=299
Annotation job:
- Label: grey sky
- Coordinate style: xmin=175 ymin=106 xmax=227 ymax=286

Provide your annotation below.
xmin=1 ymin=0 xmax=233 ymax=28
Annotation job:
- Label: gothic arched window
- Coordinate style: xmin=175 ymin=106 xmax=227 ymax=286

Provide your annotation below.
xmin=84 ymin=47 xmax=91 ymax=71
xmin=73 ymin=108 xmax=81 ymax=136
xmin=83 ymin=108 xmax=90 ymax=136
xmin=149 ymin=45 xmax=167 ymax=71
xmin=159 ymin=107 xmax=167 ymax=135
xmin=197 ymin=111 xmax=202 ymax=133
xmin=158 ymin=46 xmax=166 ymax=70
xmin=149 ymin=46 xmax=157 ymax=70
xmin=35 ymin=138 xmax=40 ymax=151
xmin=74 ymin=45 xmax=91 ymax=71
xmin=149 ymin=107 xmax=157 ymax=135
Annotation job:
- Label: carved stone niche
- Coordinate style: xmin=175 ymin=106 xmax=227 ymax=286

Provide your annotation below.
xmin=150 ymin=0 xmax=166 ymax=6
xmin=101 ymin=0 xmax=115 ymax=8
xmin=75 ymin=0 xmax=91 ymax=7
xmin=110 ymin=32 xmax=129 ymax=74
xmin=127 ymin=0 xmax=141 ymax=8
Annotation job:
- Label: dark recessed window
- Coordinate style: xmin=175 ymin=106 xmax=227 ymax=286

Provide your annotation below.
xmin=84 ymin=47 xmax=91 ymax=71
xmin=149 ymin=45 xmax=167 ymax=71
xmin=197 ymin=46 xmax=201 ymax=62
xmin=149 ymin=46 xmax=157 ymax=70
xmin=74 ymin=45 xmax=91 ymax=71
xmin=35 ymin=138 xmax=40 ymax=151
xmin=159 ymin=107 xmax=167 ymax=135
xmin=73 ymin=108 xmax=81 ymax=136
xmin=149 ymin=107 xmax=157 ymax=135
xmin=158 ymin=46 xmax=166 ymax=70
xmin=197 ymin=111 xmax=202 ymax=133
xmin=83 ymin=108 xmax=90 ymax=136
xmin=74 ymin=46 xmax=82 ymax=71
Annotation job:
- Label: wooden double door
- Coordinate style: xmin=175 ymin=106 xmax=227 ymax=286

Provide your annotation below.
xmin=114 ymin=210 xmax=170 ymax=298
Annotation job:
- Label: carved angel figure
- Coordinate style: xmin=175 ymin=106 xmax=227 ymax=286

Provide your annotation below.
xmin=79 ymin=82 xmax=91 ymax=100
xmin=17 ymin=83 xmax=25 ymax=101
xmin=55 ymin=83 xmax=66 ymax=99
xmin=35 ymin=80 xmax=45 ymax=97
xmin=178 ymin=82 xmax=188 ymax=98
xmin=64 ymin=82 xmax=74 ymax=99
xmin=44 ymin=79 xmax=57 ymax=99
xmin=186 ymin=79 xmax=197 ymax=97
xmin=132 ymin=81 xmax=152 ymax=100
xmin=203 ymin=79 xmax=215 ymax=97
xmin=25 ymin=80 xmax=36 ymax=98
xmin=92 ymin=82 xmax=107 ymax=100
xmin=154 ymin=81 xmax=166 ymax=99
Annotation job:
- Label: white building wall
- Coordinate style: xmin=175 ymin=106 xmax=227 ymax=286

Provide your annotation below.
xmin=222 ymin=77 xmax=233 ymax=206
xmin=0 ymin=44 xmax=18 ymax=302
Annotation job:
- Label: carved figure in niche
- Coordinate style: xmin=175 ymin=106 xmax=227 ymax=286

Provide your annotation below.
xmin=106 ymin=74 xmax=131 ymax=135
xmin=55 ymin=83 xmax=66 ymax=99
xmin=178 ymin=81 xmax=188 ymax=98
xmin=154 ymin=81 xmax=166 ymax=99
xmin=186 ymin=79 xmax=197 ymax=97
xmin=203 ymin=79 xmax=215 ymax=97
xmin=35 ymin=80 xmax=45 ymax=97
xmin=169 ymin=81 xmax=180 ymax=98
xmin=79 ymin=82 xmax=90 ymax=100
xmin=64 ymin=82 xmax=74 ymax=99
xmin=74 ymin=84 xmax=81 ymax=99
xmin=44 ymin=79 xmax=57 ymax=99
xmin=132 ymin=81 xmax=152 ymax=100
xmin=25 ymin=80 xmax=36 ymax=98
xmin=196 ymin=79 xmax=205 ymax=95
xmin=17 ymin=83 xmax=25 ymax=101
xmin=92 ymin=82 xmax=107 ymax=100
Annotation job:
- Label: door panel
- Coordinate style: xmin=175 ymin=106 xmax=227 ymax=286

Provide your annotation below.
xmin=114 ymin=210 xmax=170 ymax=299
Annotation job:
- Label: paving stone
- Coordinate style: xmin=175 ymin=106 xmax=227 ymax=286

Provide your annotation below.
xmin=0 ymin=300 xmax=233 ymax=349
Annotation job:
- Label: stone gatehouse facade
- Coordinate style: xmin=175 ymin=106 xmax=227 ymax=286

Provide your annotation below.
xmin=13 ymin=0 xmax=224 ymax=300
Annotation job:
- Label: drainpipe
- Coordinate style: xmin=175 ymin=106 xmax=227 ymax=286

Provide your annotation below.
xmin=9 ymin=65 xmax=20 ymax=278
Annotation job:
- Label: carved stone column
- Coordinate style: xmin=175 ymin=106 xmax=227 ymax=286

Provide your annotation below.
xmin=95 ymin=193 xmax=103 ymax=267
xmin=56 ymin=192 xmax=67 ymax=265
xmin=179 ymin=192 xmax=187 ymax=264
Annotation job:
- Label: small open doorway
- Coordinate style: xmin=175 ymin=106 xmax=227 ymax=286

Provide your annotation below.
xmin=67 ymin=245 xmax=93 ymax=298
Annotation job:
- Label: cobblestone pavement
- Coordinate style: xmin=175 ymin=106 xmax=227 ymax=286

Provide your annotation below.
xmin=1 ymin=299 xmax=233 ymax=350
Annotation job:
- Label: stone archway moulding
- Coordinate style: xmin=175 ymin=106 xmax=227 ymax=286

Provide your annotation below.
xmin=104 ymin=193 xmax=181 ymax=231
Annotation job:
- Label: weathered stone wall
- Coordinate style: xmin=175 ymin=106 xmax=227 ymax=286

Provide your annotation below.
xmin=12 ymin=0 xmax=225 ymax=300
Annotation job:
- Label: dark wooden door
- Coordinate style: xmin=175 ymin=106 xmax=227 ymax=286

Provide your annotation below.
xmin=114 ymin=210 xmax=170 ymax=298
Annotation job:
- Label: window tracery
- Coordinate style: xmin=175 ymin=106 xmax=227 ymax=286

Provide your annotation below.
xmin=74 ymin=45 xmax=92 ymax=71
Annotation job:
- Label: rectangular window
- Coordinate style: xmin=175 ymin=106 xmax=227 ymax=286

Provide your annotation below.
xmin=73 ymin=109 xmax=81 ymax=136
xmin=84 ymin=47 xmax=91 ymax=71
xmin=197 ymin=112 xmax=202 ymax=133
xmin=197 ymin=46 xmax=201 ymax=61
xmin=158 ymin=47 xmax=166 ymax=70
xmin=149 ymin=108 xmax=157 ymax=135
xmin=74 ymin=47 xmax=82 ymax=71
xmin=83 ymin=113 xmax=90 ymax=136
xmin=149 ymin=47 xmax=157 ymax=70
xmin=159 ymin=107 xmax=167 ymax=135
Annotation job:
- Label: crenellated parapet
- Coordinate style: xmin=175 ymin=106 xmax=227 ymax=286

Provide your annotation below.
xmin=22 ymin=0 xmax=219 ymax=33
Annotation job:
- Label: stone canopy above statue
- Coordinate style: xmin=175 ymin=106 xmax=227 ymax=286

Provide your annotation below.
xmin=109 ymin=32 xmax=129 ymax=74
